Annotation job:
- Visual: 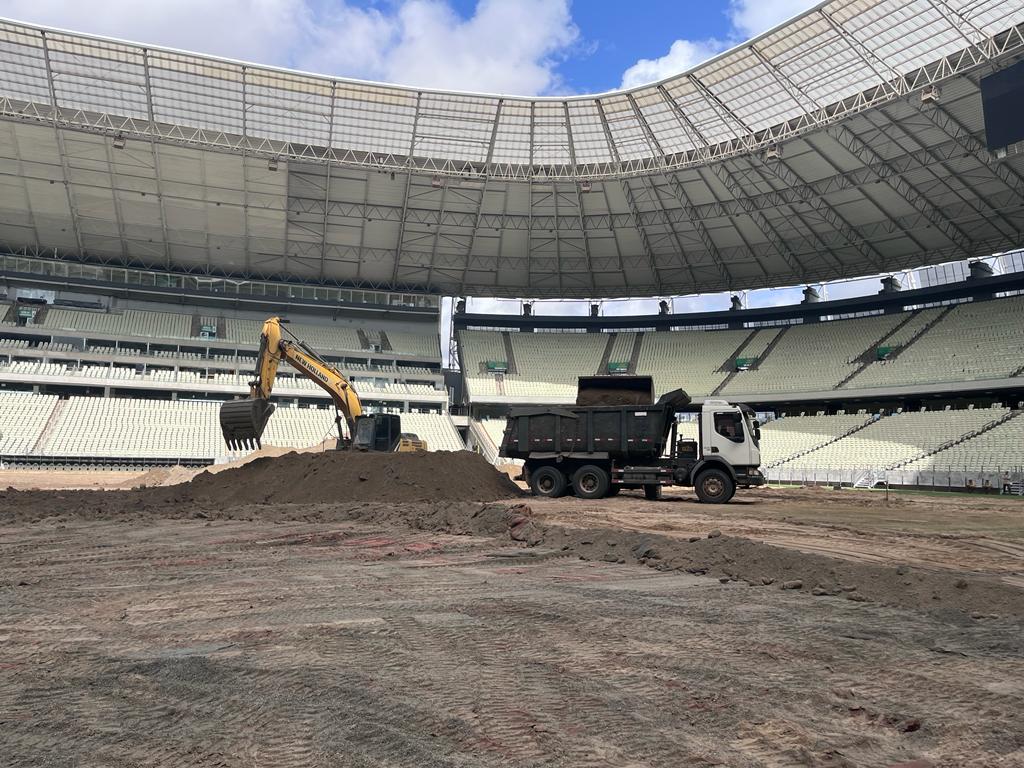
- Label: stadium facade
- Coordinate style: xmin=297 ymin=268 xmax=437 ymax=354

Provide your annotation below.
xmin=1 ymin=1 xmax=1023 ymax=489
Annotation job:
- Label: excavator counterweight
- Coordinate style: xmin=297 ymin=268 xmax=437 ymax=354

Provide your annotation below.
xmin=220 ymin=398 xmax=276 ymax=451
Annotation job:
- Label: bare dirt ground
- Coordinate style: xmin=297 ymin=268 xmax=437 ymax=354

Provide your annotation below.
xmin=1 ymin=467 xmax=1023 ymax=767
xmin=529 ymin=486 xmax=1024 ymax=589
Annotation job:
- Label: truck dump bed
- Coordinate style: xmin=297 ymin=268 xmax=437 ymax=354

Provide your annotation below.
xmin=501 ymin=388 xmax=690 ymax=463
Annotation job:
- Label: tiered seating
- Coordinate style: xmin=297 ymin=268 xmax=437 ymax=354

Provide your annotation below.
xmin=460 ymin=331 xmax=508 ymax=399
xmin=288 ymin=322 xmax=364 ymax=353
xmin=735 ymin=328 xmax=780 ymax=361
xmin=635 ymin=330 xmax=749 ymax=396
xmin=605 ymin=332 xmax=636 ymax=368
xmin=0 ymin=362 xmax=440 ymax=400
xmin=262 ymin=406 xmax=338 ymax=448
xmin=400 ymin=412 xmax=464 ymax=451
xmin=43 ymin=397 xmax=224 ymax=458
xmin=34 ymin=395 xmax=460 ymax=459
xmin=758 ymin=413 xmax=872 ymax=467
xmin=847 ymin=298 xmax=1024 ymax=387
xmin=222 ymin=317 xmax=388 ymax=355
xmin=779 ymin=406 xmax=1008 ymax=471
xmin=721 ymin=314 xmax=901 ymax=395
xmin=478 ymin=418 xmax=508 ymax=452
xmin=0 ymin=391 xmax=58 ymax=454
xmin=386 ymin=330 xmax=440 ymax=357
xmin=505 ymin=333 xmax=607 ymax=399
xmin=42 ymin=308 xmax=192 ymax=340
xmin=903 ymin=413 xmax=1024 ymax=472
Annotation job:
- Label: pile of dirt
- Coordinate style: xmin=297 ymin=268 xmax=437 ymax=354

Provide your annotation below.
xmin=575 ymin=388 xmax=652 ymax=406
xmin=123 ymin=439 xmax=342 ymax=489
xmin=182 ymin=449 xmax=522 ymax=505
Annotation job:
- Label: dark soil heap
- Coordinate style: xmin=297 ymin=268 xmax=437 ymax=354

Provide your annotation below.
xmin=575 ymin=388 xmax=652 ymax=406
xmin=186 ymin=449 xmax=522 ymax=505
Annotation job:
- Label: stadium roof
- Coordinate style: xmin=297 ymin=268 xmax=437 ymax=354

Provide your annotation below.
xmin=0 ymin=1 xmax=1022 ymax=298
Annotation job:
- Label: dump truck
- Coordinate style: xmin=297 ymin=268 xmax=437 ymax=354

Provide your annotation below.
xmin=499 ymin=376 xmax=763 ymax=503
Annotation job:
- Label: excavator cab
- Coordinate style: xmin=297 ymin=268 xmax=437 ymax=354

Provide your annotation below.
xmin=220 ymin=398 xmax=277 ymax=451
xmin=350 ymin=414 xmax=427 ymax=452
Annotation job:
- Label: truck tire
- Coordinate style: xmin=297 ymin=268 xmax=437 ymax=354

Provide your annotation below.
xmin=643 ymin=484 xmax=663 ymax=501
xmin=695 ymin=468 xmax=735 ymax=504
xmin=572 ymin=465 xmax=611 ymax=499
xmin=530 ymin=466 xmax=567 ymax=498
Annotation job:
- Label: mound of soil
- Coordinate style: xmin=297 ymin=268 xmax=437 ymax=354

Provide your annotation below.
xmin=184 ymin=449 xmax=522 ymax=505
xmin=575 ymin=388 xmax=652 ymax=406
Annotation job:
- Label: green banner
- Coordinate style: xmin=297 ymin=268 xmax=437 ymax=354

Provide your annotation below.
xmin=876 ymin=346 xmax=893 ymax=360
xmin=607 ymin=361 xmax=629 ymax=373
xmin=735 ymin=357 xmax=756 ymax=370
xmin=486 ymin=360 xmax=508 ymax=372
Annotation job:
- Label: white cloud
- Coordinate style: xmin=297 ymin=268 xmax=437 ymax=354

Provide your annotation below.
xmin=620 ymin=38 xmax=726 ymax=89
xmin=620 ymin=0 xmax=818 ymax=89
xmin=727 ymin=0 xmax=818 ymax=40
xmin=0 ymin=0 xmax=309 ymax=63
xmin=0 ymin=0 xmax=579 ymax=96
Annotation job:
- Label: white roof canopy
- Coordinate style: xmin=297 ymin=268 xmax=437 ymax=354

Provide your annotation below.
xmin=0 ymin=2 xmax=1022 ymax=298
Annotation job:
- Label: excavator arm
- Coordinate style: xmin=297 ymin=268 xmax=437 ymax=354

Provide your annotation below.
xmin=220 ymin=317 xmax=363 ymax=450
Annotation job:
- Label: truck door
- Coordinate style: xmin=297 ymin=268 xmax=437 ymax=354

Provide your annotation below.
xmin=706 ymin=410 xmax=752 ymax=468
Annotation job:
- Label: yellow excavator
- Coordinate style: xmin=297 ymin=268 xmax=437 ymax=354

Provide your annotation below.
xmin=219 ymin=317 xmax=427 ymax=453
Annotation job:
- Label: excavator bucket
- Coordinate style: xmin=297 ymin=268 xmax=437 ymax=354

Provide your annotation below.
xmin=219 ymin=399 xmax=276 ymax=451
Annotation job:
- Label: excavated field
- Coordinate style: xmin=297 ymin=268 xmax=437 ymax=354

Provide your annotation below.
xmin=2 ymin=454 xmax=1024 ymax=767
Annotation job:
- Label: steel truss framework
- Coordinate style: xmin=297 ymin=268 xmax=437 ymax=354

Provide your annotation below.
xmin=0 ymin=2 xmax=1022 ymax=298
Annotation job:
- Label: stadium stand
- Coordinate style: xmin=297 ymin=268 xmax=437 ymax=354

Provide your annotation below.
xmin=902 ymin=412 xmax=1024 ymax=472
xmin=386 ymin=330 xmax=441 ymax=358
xmin=458 ymin=295 xmax=1024 ymax=404
xmin=0 ymin=391 xmax=58 ymax=454
xmin=721 ymin=314 xmax=903 ymax=396
xmin=635 ymin=330 xmax=750 ymax=397
xmin=758 ymin=413 xmax=874 ymax=467
xmin=846 ymin=297 xmax=1024 ymax=388
xmin=506 ymin=332 xmax=607 ymax=399
xmin=43 ymin=397 xmax=224 ymax=459
xmin=777 ymin=406 xmax=1009 ymax=471
xmin=42 ymin=308 xmax=192 ymax=340
xmin=16 ymin=304 xmax=440 ymax=361
xmin=0 ymin=393 xmax=464 ymax=459
xmin=459 ymin=331 xmax=509 ymax=399
xmin=399 ymin=413 xmax=464 ymax=452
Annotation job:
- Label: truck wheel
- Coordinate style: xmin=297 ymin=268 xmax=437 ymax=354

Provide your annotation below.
xmin=572 ymin=465 xmax=610 ymax=499
xmin=695 ymin=468 xmax=735 ymax=504
xmin=530 ymin=466 xmax=567 ymax=498
xmin=643 ymin=484 xmax=663 ymax=501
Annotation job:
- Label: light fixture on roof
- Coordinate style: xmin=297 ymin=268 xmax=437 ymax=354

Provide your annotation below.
xmin=112 ymin=133 xmax=126 ymax=150
xmin=431 ymin=175 xmax=442 ymax=188
xmin=268 ymin=156 xmax=279 ymax=172
xmin=920 ymin=85 xmax=940 ymax=104
xmin=764 ymin=145 xmax=781 ymax=161
xmin=580 ymin=180 xmax=592 ymax=193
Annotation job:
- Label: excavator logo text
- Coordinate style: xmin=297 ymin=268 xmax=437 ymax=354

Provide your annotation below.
xmin=294 ymin=356 xmax=331 ymax=385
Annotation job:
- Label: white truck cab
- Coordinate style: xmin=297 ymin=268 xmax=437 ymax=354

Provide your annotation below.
xmin=699 ymin=399 xmax=762 ymax=472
